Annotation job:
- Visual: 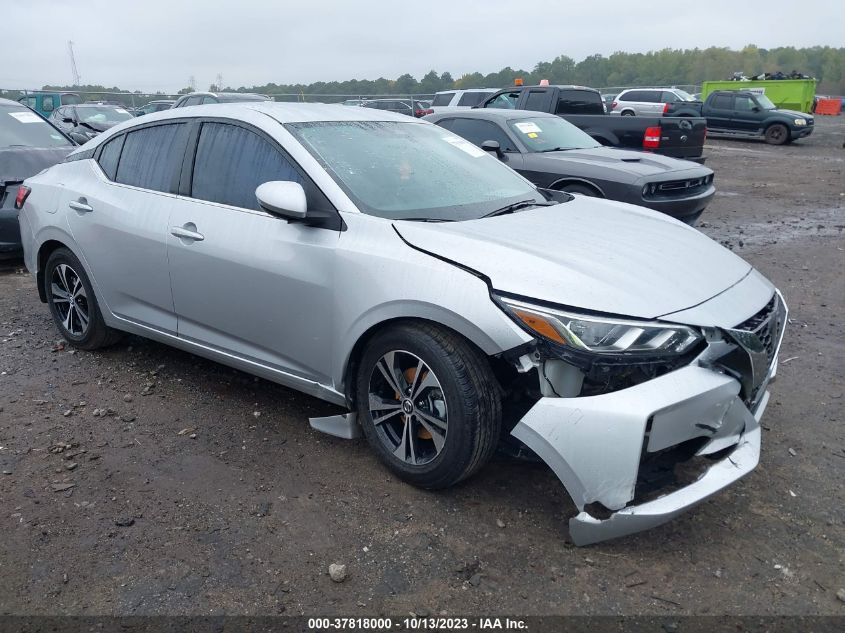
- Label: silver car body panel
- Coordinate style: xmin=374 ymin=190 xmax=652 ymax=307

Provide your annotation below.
xmin=393 ymin=199 xmax=752 ymax=319
xmin=19 ymin=102 xmax=786 ymax=545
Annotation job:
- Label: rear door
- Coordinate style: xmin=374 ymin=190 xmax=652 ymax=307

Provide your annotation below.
xmin=704 ymin=93 xmax=735 ymax=130
xmin=63 ymin=122 xmax=188 ymax=332
xmin=166 ymin=120 xmax=340 ymax=383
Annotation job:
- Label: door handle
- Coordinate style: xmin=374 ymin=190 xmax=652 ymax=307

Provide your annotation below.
xmin=170 ymin=225 xmax=205 ymax=242
xmin=68 ymin=200 xmax=93 ymax=213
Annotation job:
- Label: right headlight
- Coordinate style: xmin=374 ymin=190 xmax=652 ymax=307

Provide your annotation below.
xmin=794 ymin=118 xmax=806 ymax=126
xmin=497 ymin=296 xmax=702 ymax=356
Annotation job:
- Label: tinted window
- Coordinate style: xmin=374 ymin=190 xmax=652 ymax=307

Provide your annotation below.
xmin=61 ymin=94 xmax=82 ymax=105
xmin=432 ymin=92 xmax=455 ymax=106
xmin=97 ymin=134 xmax=124 ymax=180
xmin=115 ymin=124 xmax=188 ymax=192
xmin=735 ymin=95 xmax=756 ymax=111
xmin=556 ymin=89 xmax=604 ymax=115
xmin=184 ymin=96 xmax=203 ymax=107
xmin=523 ymin=91 xmax=548 ymax=112
xmin=441 ymin=118 xmax=516 ymax=152
xmin=711 ymin=94 xmax=733 ymax=109
xmin=457 ymin=92 xmax=491 ymax=107
xmin=662 ymin=91 xmax=679 ymax=103
xmin=42 ymin=96 xmax=56 ymax=112
xmin=0 ymin=105 xmax=72 ymax=149
xmin=201 ymin=96 xmax=219 ymax=104
xmin=191 ymin=122 xmax=302 ymax=210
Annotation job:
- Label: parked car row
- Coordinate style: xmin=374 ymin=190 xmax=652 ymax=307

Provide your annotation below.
xmin=14 ymin=101 xmax=786 ymax=546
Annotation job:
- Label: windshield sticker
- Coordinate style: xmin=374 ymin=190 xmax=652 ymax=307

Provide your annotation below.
xmin=442 ymin=135 xmax=485 ymax=158
xmin=9 ymin=111 xmax=42 ymax=123
xmin=514 ymin=121 xmax=542 ymax=134
xmin=527 ymin=132 xmax=539 ymax=138
xmin=115 ymin=108 xmax=129 ymax=114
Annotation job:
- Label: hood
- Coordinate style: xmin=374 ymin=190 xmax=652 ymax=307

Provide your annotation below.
xmin=776 ymin=109 xmax=812 ymax=120
xmin=0 ymin=147 xmax=73 ymax=183
xmin=537 ymin=147 xmax=704 ymax=180
xmin=393 ymin=198 xmax=751 ymax=320
xmin=79 ymin=120 xmax=114 ymax=132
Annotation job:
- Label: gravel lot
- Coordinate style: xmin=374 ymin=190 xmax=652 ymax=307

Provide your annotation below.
xmin=1 ymin=117 xmax=843 ymax=617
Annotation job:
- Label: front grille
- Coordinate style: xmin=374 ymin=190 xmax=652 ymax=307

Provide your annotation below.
xmin=650 ymin=177 xmax=709 ymax=197
xmin=733 ymin=295 xmax=780 ymax=366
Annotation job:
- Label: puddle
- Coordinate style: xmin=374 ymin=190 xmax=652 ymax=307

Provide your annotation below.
xmin=701 ymin=206 xmax=845 ymax=249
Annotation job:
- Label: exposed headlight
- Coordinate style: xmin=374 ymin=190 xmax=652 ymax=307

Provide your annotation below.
xmin=497 ymin=296 xmax=702 ymax=355
xmin=794 ymin=119 xmax=806 ymax=126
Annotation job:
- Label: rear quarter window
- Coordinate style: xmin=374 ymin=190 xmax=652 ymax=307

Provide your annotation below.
xmin=432 ymin=93 xmax=455 ymax=107
xmin=97 ymin=134 xmax=125 ymax=180
xmin=556 ymin=90 xmax=604 ymax=115
xmin=456 ymin=92 xmax=490 ymax=107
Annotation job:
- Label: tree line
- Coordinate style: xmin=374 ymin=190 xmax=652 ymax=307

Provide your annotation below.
xmin=3 ymin=45 xmax=843 ymax=106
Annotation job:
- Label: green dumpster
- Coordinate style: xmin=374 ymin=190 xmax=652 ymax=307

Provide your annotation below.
xmin=701 ymin=79 xmax=817 ymax=113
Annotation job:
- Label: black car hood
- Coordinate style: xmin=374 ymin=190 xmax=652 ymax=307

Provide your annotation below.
xmin=79 ymin=120 xmax=114 ymax=132
xmin=0 ymin=147 xmax=73 ymax=183
xmin=535 ymin=147 xmax=705 ymax=179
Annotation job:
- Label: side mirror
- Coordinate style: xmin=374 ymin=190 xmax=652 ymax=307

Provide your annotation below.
xmin=256 ymin=181 xmax=308 ymax=220
xmin=751 ymin=106 xmax=760 ymax=112
xmin=481 ymin=140 xmax=503 ymax=157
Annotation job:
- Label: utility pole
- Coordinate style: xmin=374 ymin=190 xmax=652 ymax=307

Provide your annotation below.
xmin=215 ymin=73 xmax=223 ymax=91
xmin=67 ymin=41 xmax=81 ymax=87
xmin=189 ymin=75 xmax=196 ymax=92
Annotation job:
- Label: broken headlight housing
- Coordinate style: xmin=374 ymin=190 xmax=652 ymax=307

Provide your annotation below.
xmin=497 ymin=296 xmax=702 ymax=357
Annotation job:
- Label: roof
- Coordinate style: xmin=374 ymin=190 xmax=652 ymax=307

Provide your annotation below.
xmin=425 ymin=108 xmax=558 ymax=122
xmin=0 ymin=97 xmax=23 ymax=107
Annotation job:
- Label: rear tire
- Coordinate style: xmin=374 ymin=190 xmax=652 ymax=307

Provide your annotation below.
xmin=621 ymin=110 xmax=636 ymax=116
xmin=44 ymin=247 xmax=122 ymax=350
xmin=355 ymin=322 xmax=501 ymax=490
xmin=764 ymin=124 xmax=789 ymax=145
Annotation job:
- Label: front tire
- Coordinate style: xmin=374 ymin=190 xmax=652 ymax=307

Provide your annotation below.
xmin=44 ymin=247 xmax=122 ymax=350
xmin=558 ymin=184 xmax=600 ymax=197
xmin=765 ymin=124 xmax=789 ymax=145
xmin=356 ymin=323 xmax=501 ymax=489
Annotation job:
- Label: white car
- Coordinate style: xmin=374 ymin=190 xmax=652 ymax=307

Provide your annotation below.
xmin=17 ymin=102 xmax=785 ymax=545
xmin=611 ymin=88 xmax=698 ymax=116
xmin=430 ymin=89 xmax=499 ymax=112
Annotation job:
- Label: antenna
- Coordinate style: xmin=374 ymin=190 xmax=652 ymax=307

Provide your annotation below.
xmin=67 ymin=41 xmax=81 ymax=86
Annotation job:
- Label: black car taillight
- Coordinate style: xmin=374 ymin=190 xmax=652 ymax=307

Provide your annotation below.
xmin=14 ymin=185 xmax=31 ymax=210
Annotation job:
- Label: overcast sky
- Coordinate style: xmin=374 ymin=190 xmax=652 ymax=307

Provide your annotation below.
xmin=3 ymin=0 xmax=842 ymax=93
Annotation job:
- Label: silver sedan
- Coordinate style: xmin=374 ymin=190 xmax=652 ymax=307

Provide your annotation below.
xmin=17 ymin=103 xmax=785 ymax=545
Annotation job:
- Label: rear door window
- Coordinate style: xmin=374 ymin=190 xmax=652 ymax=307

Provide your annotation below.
xmin=556 ymin=89 xmax=604 ymax=114
xmin=115 ymin=123 xmax=189 ymax=192
xmin=456 ymin=92 xmax=490 ymax=107
xmin=42 ymin=96 xmax=56 ymax=112
xmin=523 ymin=90 xmax=550 ymax=112
xmin=432 ymin=92 xmax=455 ymax=107
xmin=711 ymin=94 xmax=733 ymax=109
xmin=190 ymin=122 xmax=302 ymax=210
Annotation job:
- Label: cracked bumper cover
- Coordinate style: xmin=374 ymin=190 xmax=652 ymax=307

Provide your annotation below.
xmin=511 ymin=364 xmax=770 ymax=546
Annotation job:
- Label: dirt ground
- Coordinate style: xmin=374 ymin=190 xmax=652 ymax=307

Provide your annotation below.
xmin=0 ymin=117 xmax=843 ymax=618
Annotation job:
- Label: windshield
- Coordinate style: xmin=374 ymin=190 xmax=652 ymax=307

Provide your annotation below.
xmin=0 ymin=106 xmax=72 ymax=148
xmin=77 ymin=106 xmax=133 ymax=125
xmin=756 ymin=95 xmax=777 ymax=110
xmin=287 ymin=121 xmax=543 ymax=221
xmin=507 ymin=116 xmax=600 ymax=152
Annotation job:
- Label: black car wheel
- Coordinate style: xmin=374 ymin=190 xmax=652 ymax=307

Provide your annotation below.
xmin=621 ymin=110 xmax=636 ymax=116
xmin=356 ymin=322 xmax=501 ymax=489
xmin=44 ymin=248 xmax=122 ymax=350
xmin=764 ymin=124 xmax=789 ymax=145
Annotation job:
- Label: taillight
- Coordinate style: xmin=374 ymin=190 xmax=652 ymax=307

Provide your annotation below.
xmin=415 ymin=108 xmax=434 ymax=117
xmin=14 ymin=185 xmax=31 ymax=210
xmin=643 ymin=126 xmax=662 ymax=150
xmin=611 ymin=101 xmax=617 ymax=110
xmin=662 ymin=102 xmax=669 ymax=114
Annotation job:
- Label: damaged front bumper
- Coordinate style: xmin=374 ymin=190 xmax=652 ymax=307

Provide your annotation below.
xmin=510 ymin=289 xmax=786 ymax=546
xmin=512 ymin=365 xmax=767 ymax=545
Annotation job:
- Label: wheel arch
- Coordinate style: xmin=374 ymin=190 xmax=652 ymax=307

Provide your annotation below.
xmin=339 ymin=311 xmax=516 ymax=408
xmin=548 ymin=177 xmax=605 ymax=197
xmin=35 ymin=237 xmax=76 ymax=302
